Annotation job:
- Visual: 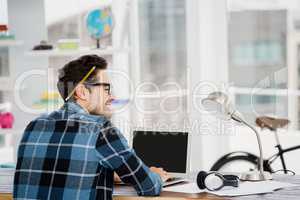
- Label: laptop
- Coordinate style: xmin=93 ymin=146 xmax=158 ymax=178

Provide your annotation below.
xmin=132 ymin=130 xmax=190 ymax=187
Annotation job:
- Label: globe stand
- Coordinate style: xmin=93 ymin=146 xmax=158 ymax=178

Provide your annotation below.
xmin=96 ymin=39 xmax=100 ymax=49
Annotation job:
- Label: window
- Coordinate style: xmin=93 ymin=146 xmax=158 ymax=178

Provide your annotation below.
xmin=227 ymin=0 xmax=300 ymax=128
xmin=134 ymin=0 xmax=188 ymax=130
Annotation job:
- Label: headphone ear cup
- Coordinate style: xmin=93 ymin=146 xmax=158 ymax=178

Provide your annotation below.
xmin=196 ymin=171 xmax=207 ymax=190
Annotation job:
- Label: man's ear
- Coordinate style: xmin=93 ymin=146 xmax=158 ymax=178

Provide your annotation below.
xmin=74 ymin=84 xmax=90 ymax=100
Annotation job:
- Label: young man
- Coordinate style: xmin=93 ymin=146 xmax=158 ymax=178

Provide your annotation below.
xmin=14 ymin=55 xmax=169 ymax=200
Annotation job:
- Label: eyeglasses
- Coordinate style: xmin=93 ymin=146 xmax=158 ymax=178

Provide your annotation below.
xmin=84 ymin=82 xmax=112 ymax=95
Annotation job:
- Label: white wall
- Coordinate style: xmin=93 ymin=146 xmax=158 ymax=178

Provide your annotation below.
xmin=0 ymin=0 xmax=8 ymax=24
xmin=7 ymin=0 xmax=48 ymax=161
xmin=229 ymin=0 xmax=300 ymax=11
xmin=44 ymin=0 xmax=112 ymax=26
xmin=187 ymin=0 xmax=230 ymax=172
xmin=228 ymin=126 xmax=300 ymax=173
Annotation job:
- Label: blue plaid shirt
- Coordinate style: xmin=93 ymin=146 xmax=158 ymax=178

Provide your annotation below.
xmin=14 ymin=102 xmax=162 ymax=200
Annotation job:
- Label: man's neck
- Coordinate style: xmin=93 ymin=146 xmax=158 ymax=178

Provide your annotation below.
xmin=74 ymin=100 xmax=90 ymax=114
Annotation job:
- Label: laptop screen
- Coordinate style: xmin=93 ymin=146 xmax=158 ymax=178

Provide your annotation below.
xmin=132 ymin=131 xmax=188 ymax=173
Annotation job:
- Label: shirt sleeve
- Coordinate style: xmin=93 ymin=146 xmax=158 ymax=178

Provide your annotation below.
xmin=95 ymin=120 xmax=163 ymax=196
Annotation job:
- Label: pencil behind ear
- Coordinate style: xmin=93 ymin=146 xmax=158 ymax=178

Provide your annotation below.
xmin=73 ymin=84 xmax=90 ymax=101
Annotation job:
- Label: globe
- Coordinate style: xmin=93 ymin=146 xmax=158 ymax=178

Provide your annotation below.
xmin=86 ymin=7 xmax=114 ymax=48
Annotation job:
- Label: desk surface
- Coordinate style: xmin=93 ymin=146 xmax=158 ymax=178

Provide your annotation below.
xmin=114 ymin=193 xmax=225 ymax=200
xmin=2 ymin=175 xmax=300 ymax=200
xmin=0 ymin=192 xmax=229 ymax=200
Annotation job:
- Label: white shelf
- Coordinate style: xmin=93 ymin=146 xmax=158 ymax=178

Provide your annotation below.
xmin=137 ymin=89 xmax=188 ymax=98
xmin=0 ymin=129 xmax=17 ymax=136
xmin=229 ymin=87 xmax=300 ymax=97
xmin=0 ymin=40 xmax=23 ymax=47
xmin=25 ymin=46 xmax=130 ymax=57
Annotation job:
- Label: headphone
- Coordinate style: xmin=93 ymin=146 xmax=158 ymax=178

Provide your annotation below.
xmin=197 ymin=171 xmax=239 ymax=191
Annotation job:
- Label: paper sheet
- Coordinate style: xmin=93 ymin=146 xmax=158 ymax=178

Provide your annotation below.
xmin=0 ymin=185 xmax=13 ymax=193
xmin=163 ymin=180 xmax=299 ymax=197
xmin=163 ymin=182 xmax=204 ymax=194
xmin=113 ymin=186 xmax=137 ymax=196
xmin=0 ymin=168 xmax=14 ymax=193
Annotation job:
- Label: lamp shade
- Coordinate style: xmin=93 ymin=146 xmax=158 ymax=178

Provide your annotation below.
xmin=201 ymin=92 xmax=244 ymax=123
xmin=201 ymin=92 xmax=233 ymax=120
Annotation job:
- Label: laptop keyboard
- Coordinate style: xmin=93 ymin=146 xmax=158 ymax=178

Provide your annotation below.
xmin=163 ymin=177 xmax=186 ymax=187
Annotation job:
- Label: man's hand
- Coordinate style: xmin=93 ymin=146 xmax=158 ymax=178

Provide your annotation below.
xmin=150 ymin=167 xmax=170 ymax=182
xmin=114 ymin=172 xmax=122 ymax=183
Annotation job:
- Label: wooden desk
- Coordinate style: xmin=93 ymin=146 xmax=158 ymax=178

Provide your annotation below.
xmin=0 ymin=193 xmax=12 ymax=200
xmin=0 ymin=192 xmax=227 ymax=200
xmin=113 ymin=189 xmax=227 ymax=200
xmin=114 ymin=193 xmax=226 ymax=200
xmin=2 ymin=175 xmax=300 ymax=200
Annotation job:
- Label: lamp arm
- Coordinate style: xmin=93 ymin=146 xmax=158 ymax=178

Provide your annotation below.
xmin=240 ymin=119 xmax=265 ymax=179
xmin=230 ymin=111 xmax=243 ymax=123
xmin=201 ymin=92 xmax=271 ymax=180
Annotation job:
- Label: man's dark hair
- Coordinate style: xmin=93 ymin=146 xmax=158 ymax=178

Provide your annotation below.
xmin=57 ymin=55 xmax=107 ymax=101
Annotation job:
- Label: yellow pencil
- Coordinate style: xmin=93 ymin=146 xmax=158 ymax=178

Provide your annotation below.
xmin=65 ymin=66 xmax=96 ymax=101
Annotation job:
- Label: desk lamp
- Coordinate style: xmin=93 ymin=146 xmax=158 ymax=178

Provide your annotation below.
xmin=201 ymin=92 xmax=272 ymax=181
